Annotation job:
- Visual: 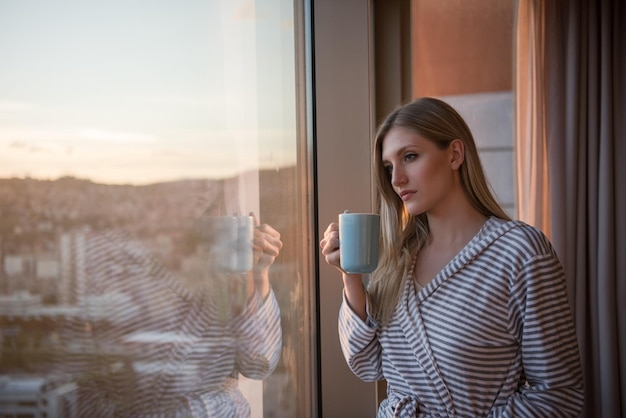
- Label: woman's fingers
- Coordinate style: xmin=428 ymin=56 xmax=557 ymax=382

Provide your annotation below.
xmin=319 ymin=222 xmax=341 ymax=268
xmin=253 ymin=223 xmax=283 ymax=266
xmin=319 ymin=223 xmax=338 ymax=251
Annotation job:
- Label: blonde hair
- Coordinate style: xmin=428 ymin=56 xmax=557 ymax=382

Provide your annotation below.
xmin=368 ymin=97 xmax=511 ymax=324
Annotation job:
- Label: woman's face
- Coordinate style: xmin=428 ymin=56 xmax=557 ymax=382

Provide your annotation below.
xmin=381 ymin=126 xmax=459 ymax=216
xmin=190 ymin=180 xmax=220 ymax=220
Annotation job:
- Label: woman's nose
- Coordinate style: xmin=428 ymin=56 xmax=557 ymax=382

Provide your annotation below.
xmin=391 ymin=167 xmax=407 ymax=187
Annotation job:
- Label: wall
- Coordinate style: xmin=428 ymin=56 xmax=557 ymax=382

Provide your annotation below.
xmin=314 ymin=0 xmax=378 ymax=416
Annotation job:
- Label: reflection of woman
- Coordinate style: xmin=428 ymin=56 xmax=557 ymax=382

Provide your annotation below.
xmin=320 ymin=98 xmax=583 ymax=416
xmin=62 ymin=216 xmax=283 ymax=417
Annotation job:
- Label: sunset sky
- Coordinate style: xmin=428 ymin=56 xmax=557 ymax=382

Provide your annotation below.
xmin=0 ymin=0 xmax=297 ymax=184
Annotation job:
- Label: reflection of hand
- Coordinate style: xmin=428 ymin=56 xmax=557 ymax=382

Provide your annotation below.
xmin=247 ymin=214 xmax=283 ymax=299
xmin=253 ymin=223 xmax=283 ymax=274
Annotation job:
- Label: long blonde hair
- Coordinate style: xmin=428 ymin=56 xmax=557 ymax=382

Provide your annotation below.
xmin=368 ymin=97 xmax=511 ymax=324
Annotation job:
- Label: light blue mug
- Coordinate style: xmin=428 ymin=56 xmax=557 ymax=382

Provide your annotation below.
xmin=215 ymin=215 xmax=254 ymax=273
xmin=339 ymin=211 xmax=380 ymax=274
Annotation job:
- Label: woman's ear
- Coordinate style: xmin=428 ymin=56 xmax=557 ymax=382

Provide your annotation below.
xmin=449 ymin=139 xmax=465 ymax=170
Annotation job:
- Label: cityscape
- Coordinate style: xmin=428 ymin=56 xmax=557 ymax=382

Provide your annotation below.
xmin=0 ymin=171 xmax=303 ymax=417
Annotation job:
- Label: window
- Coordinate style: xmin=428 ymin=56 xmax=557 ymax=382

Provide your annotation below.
xmin=0 ymin=1 xmax=315 ymax=416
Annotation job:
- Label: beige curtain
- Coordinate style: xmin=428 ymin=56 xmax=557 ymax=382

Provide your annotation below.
xmin=515 ymin=0 xmax=626 ymax=416
xmin=514 ymin=0 xmax=551 ymax=236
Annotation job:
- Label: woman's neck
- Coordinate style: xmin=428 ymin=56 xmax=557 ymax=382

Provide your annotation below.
xmin=425 ymin=200 xmax=488 ymax=250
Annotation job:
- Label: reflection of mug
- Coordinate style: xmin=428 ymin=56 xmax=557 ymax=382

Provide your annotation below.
xmin=214 ymin=216 xmax=254 ymax=273
xmin=339 ymin=212 xmax=380 ymax=274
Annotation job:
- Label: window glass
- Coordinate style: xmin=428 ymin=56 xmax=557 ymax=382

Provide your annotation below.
xmin=0 ymin=1 xmax=313 ymax=417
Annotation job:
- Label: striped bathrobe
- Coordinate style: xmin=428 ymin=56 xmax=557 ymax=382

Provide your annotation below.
xmin=339 ymin=217 xmax=584 ymax=417
xmin=60 ymin=230 xmax=282 ymax=417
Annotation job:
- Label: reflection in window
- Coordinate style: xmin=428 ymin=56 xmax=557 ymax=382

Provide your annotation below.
xmin=0 ymin=1 xmax=312 ymax=417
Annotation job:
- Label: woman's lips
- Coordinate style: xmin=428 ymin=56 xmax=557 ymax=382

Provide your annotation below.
xmin=399 ymin=190 xmax=415 ymax=201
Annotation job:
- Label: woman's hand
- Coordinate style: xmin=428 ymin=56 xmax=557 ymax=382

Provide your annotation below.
xmin=320 ymin=221 xmax=367 ymax=320
xmin=253 ymin=222 xmax=283 ymax=275
xmin=319 ymin=222 xmax=344 ymax=272
xmin=249 ymin=216 xmax=282 ymax=299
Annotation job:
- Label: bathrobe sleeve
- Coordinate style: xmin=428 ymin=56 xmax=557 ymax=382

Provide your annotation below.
xmin=233 ymin=289 xmax=283 ymax=380
xmin=489 ymin=247 xmax=584 ymax=416
xmin=338 ymin=292 xmax=384 ymax=382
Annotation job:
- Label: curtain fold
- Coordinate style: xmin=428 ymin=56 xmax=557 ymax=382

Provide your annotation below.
xmin=514 ymin=0 xmax=626 ymax=416
xmin=513 ymin=0 xmax=551 ymax=235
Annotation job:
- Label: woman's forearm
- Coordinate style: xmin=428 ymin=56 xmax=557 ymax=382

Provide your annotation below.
xmin=342 ymin=273 xmax=367 ymax=320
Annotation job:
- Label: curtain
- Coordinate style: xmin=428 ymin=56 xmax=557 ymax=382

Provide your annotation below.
xmin=515 ymin=0 xmax=626 ymax=417
xmin=514 ymin=0 xmax=551 ymax=237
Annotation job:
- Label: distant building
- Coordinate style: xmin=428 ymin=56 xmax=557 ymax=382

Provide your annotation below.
xmin=2 ymin=253 xmax=60 ymax=298
xmin=35 ymin=255 xmax=58 ymax=280
xmin=0 ymin=291 xmax=42 ymax=316
xmin=0 ymin=375 xmax=78 ymax=418
xmin=59 ymin=232 xmax=88 ymax=305
xmin=4 ymin=255 xmax=27 ymax=276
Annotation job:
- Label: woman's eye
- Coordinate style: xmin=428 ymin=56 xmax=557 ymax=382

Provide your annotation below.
xmin=404 ymin=153 xmax=417 ymax=162
xmin=384 ymin=165 xmax=393 ymax=174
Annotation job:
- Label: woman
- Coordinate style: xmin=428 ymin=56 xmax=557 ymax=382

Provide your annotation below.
xmin=62 ymin=215 xmax=283 ymax=417
xmin=320 ymin=97 xmax=583 ymax=417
